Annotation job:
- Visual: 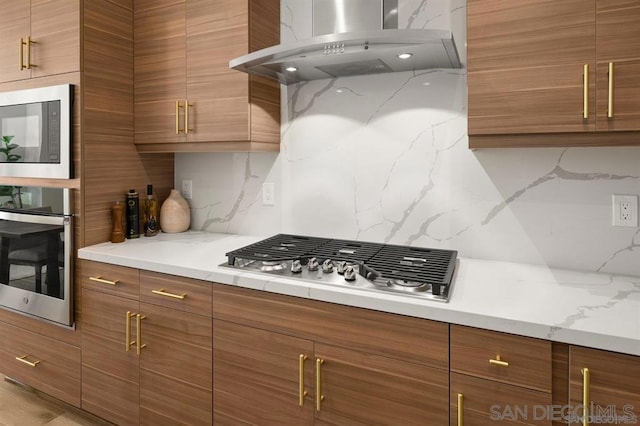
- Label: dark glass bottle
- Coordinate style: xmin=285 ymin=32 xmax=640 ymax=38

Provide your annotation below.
xmin=126 ymin=189 xmax=140 ymax=239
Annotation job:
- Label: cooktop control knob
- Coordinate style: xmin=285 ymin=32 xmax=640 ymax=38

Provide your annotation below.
xmin=307 ymin=257 xmax=319 ymax=272
xmin=344 ymin=266 xmax=357 ymax=281
xmin=291 ymin=259 xmax=302 ymax=273
xmin=337 ymin=261 xmax=347 ymax=274
xmin=322 ymin=259 xmax=334 ymax=273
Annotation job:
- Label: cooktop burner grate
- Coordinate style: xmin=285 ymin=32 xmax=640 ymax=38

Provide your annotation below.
xmin=226 ymin=234 xmax=329 ymax=264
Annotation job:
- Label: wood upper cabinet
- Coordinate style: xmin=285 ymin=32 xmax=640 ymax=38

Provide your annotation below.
xmin=596 ymin=1 xmax=640 ymax=131
xmin=467 ymin=0 xmax=596 ymax=138
xmin=468 ymin=0 xmax=640 ymax=147
xmin=569 ymin=346 xmax=640 ymax=426
xmin=212 ymin=284 xmax=449 ymax=426
xmin=0 ymin=0 xmax=79 ymax=83
xmin=134 ymin=0 xmax=280 ymax=152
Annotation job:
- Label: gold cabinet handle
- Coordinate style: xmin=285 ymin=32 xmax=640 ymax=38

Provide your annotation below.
xmin=19 ymin=38 xmax=24 ymax=70
xmin=25 ymin=36 xmax=36 ymax=69
xmin=136 ymin=314 xmax=147 ymax=355
xmin=299 ymin=355 xmax=308 ymax=406
xmin=152 ymin=288 xmax=186 ymax=300
xmin=175 ymin=100 xmax=183 ymax=134
xmin=583 ymin=64 xmax=589 ymax=119
xmin=16 ymin=355 xmax=40 ymax=367
xmin=185 ymin=100 xmax=192 ymax=134
xmin=489 ymin=354 xmax=509 ymax=367
xmin=316 ymin=358 xmax=324 ymax=411
xmin=457 ymin=393 xmax=464 ymax=426
xmin=582 ymin=368 xmax=590 ymax=426
xmin=125 ymin=311 xmax=136 ymax=352
xmin=89 ymin=276 xmax=119 ymax=286
xmin=608 ymin=62 xmax=614 ymax=118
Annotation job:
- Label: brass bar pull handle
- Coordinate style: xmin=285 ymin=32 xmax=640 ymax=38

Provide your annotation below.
xmin=152 ymin=289 xmax=186 ymax=300
xmin=457 ymin=393 xmax=464 ymax=426
xmin=16 ymin=355 xmax=40 ymax=367
xmin=19 ymin=38 xmax=24 ymax=70
xmin=136 ymin=314 xmax=147 ymax=355
xmin=582 ymin=368 xmax=590 ymax=426
xmin=583 ymin=64 xmax=589 ymax=119
xmin=185 ymin=100 xmax=192 ymax=134
xmin=489 ymin=355 xmax=509 ymax=367
xmin=89 ymin=276 xmax=119 ymax=286
xmin=608 ymin=62 xmax=614 ymax=118
xmin=316 ymin=358 xmax=324 ymax=411
xmin=175 ymin=100 xmax=182 ymax=134
xmin=299 ymin=354 xmax=308 ymax=406
xmin=26 ymin=36 xmax=36 ymax=69
xmin=125 ymin=311 xmax=136 ymax=352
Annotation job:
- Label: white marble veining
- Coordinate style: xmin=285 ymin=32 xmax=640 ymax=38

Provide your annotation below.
xmin=174 ymin=0 xmax=640 ymax=278
xmin=78 ymin=232 xmax=640 ymax=357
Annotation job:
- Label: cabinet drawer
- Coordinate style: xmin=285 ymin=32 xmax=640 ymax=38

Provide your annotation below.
xmin=213 ymin=284 xmax=449 ymax=369
xmin=451 ymin=325 xmax=552 ymax=392
xmin=80 ymin=259 xmax=139 ymax=300
xmin=0 ymin=320 xmax=80 ymax=407
xmin=450 ymin=372 xmax=552 ymax=426
xmin=140 ymin=270 xmax=212 ymax=317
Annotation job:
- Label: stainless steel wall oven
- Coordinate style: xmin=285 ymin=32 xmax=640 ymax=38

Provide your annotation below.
xmin=0 ymin=187 xmax=73 ymax=326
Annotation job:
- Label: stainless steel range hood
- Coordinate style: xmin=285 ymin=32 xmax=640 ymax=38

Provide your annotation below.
xmin=230 ymin=0 xmax=462 ymax=85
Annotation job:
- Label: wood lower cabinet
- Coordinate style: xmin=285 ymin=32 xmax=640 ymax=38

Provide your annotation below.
xmin=134 ymin=0 xmax=280 ymax=152
xmin=450 ymin=325 xmax=557 ymax=426
xmin=212 ymin=284 xmax=449 ymax=425
xmin=80 ymin=260 xmax=212 ymax=426
xmin=467 ymin=0 xmax=640 ymax=147
xmin=213 ymin=320 xmax=314 ymax=425
xmin=0 ymin=0 xmax=79 ymax=83
xmin=0 ymin=319 xmax=80 ymax=406
xmin=568 ymin=346 xmax=640 ymax=426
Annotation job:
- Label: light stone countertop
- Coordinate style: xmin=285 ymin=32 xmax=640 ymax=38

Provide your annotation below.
xmin=78 ymin=231 xmax=640 ymax=357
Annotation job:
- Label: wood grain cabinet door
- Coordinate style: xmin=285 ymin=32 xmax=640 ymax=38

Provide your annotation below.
xmin=568 ymin=346 xmax=640 ymax=426
xmin=30 ymin=0 xmax=80 ymax=79
xmin=81 ymin=289 xmax=141 ymax=426
xmin=213 ymin=319 xmax=314 ymax=426
xmin=134 ymin=0 xmax=187 ymax=145
xmin=0 ymin=1 xmax=30 ymax=83
xmin=314 ymin=343 xmax=449 ymax=426
xmin=468 ymin=0 xmax=596 ymax=136
xmin=596 ymin=0 xmax=640 ymax=132
xmin=139 ymin=302 xmax=212 ymax=426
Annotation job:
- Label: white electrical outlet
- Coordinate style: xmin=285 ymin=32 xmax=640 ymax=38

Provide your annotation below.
xmin=182 ymin=179 xmax=193 ymax=200
xmin=262 ymin=182 xmax=275 ymax=205
xmin=612 ymin=195 xmax=638 ymax=227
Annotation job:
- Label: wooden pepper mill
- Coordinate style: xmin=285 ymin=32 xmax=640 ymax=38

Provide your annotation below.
xmin=111 ymin=201 xmax=125 ymax=243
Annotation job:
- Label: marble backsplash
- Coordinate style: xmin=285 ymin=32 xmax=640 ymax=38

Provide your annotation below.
xmin=175 ymin=0 xmax=640 ymax=277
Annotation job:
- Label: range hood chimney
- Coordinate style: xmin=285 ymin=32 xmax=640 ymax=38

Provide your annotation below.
xmin=230 ymin=0 xmax=461 ymax=85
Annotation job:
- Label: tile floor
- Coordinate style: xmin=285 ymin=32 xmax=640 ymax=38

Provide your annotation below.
xmin=0 ymin=377 xmax=112 ymax=426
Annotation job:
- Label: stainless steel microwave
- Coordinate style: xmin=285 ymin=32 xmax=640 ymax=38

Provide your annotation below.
xmin=0 ymin=84 xmax=73 ymax=179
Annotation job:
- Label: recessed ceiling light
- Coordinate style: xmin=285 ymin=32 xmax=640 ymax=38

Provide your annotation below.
xmin=397 ymin=53 xmax=413 ymax=60
xmin=285 ymin=66 xmax=298 ymax=72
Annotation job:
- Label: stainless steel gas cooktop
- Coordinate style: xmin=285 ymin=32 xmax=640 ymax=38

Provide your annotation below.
xmin=222 ymin=234 xmax=458 ymax=302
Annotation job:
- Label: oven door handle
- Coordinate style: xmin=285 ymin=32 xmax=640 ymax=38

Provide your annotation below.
xmin=0 ymin=210 xmax=69 ymax=226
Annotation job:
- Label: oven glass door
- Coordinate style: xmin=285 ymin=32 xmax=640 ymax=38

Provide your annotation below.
xmin=0 ymin=187 xmax=72 ymax=326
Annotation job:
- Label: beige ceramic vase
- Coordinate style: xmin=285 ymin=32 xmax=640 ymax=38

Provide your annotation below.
xmin=160 ymin=189 xmax=190 ymax=233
